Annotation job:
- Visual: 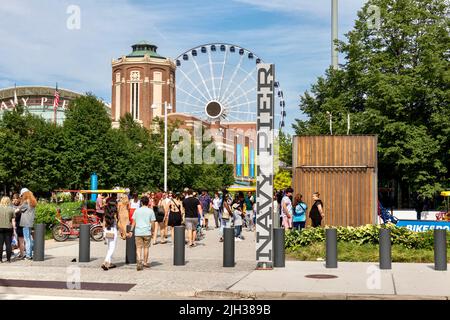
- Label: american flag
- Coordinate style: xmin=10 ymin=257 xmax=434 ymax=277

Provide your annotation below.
xmin=53 ymin=84 xmax=59 ymax=124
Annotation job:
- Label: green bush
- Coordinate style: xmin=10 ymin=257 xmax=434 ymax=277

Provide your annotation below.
xmin=285 ymin=224 xmax=450 ymax=251
xmin=35 ymin=203 xmax=58 ymax=225
xmin=35 ymin=201 xmax=84 ymax=226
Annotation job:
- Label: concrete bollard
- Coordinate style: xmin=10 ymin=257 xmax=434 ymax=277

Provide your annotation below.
xmin=326 ymin=228 xmax=338 ymax=268
xmin=223 ymin=227 xmax=235 ymax=267
xmin=79 ymin=224 xmax=91 ymax=263
xmin=273 ymin=228 xmax=285 ymax=268
xmin=434 ymin=229 xmax=447 ymax=271
xmin=174 ymin=225 xmax=185 ymax=266
xmin=379 ymin=228 xmax=392 ymax=270
xmin=126 ymin=225 xmax=136 ymax=264
xmin=33 ymin=223 xmax=46 ymax=261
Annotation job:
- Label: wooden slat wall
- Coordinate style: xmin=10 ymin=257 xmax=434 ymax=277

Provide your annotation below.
xmin=293 ymin=135 xmax=377 ymax=227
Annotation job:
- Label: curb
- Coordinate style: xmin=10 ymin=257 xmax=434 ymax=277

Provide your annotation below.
xmin=194 ymin=290 xmax=450 ymax=300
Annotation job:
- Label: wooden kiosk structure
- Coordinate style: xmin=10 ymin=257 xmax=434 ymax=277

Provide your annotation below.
xmin=292 ymin=135 xmax=378 ymax=226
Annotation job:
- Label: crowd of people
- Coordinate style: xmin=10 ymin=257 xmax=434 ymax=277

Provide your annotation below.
xmin=0 ymin=185 xmax=325 ymax=270
xmin=0 ymin=188 xmax=37 ymax=262
xmin=274 ymin=188 xmax=325 ymax=230
xmin=95 ymin=188 xmax=257 ymax=271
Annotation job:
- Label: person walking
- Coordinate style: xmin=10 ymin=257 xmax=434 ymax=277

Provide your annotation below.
xmin=232 ymin=202 xmax=244 ymax=241
xmin=101 ymin=197 xmax=119 ymax=270
xmin=128 ymin=196 xmax=156 ymax=271
xmin=219 ymin=192 xmax=233 ymax=242
xmin=153 ymin=192 xmax=168 ymax=245
xmin=281 ymin=188 xmax=294 ymax=230
xmin=96 ymin=193 xmax=106 ymax=223
xmin=212 ymin=192 xmax=221 ymax=229
xmin=12 ymin=193 xmax=24 ymax=259
xmin=0 ymin=196 xmax=15 ymax=263
xmin=182 ymin=189 xmax=202 ymax=247
xmin=199 ymin=190 xmax=211 ymax=230
xmin=17 ymin=188 xmax=36 ymax=260
xmin=117 ymin=194 xmax=130 ymax=240
xmin=309 ymin=192 xmax=324 ymax=227
xmin=168 ymin=192 xmax=182 ymax=242
xmin=129 ymin=193 xmax=140 ymax=225
xmin=244 ymin=191 xmax=255 ymax=231
xmin=293 ymin=194 xmax=307 ymax=231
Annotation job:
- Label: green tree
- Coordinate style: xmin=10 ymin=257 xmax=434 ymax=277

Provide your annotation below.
xmin=0 ymin=105 xmax=65 ymax=195
xmin=62 ymin=94 xmax=114 ymax=189
xmin=294 ymin=0 xmax=449 ymax=201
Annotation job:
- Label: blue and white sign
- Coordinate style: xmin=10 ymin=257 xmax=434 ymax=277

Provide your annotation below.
xmin=396 ymin=220 xmax=450 ymax=232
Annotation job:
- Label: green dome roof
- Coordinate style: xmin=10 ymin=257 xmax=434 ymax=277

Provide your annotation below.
xmin=127 ymin=41 xmax=165 ymax=59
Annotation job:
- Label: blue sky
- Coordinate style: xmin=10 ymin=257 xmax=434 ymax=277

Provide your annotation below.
xmin=0 ymin=0 xmax=367 ymax=134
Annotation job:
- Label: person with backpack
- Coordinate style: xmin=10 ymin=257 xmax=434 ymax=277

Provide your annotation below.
xmin=293 ymin=194 xmax=307 ymax=231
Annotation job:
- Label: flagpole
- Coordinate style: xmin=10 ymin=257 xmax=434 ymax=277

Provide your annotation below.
xmin=53 ymin=82 xmax=58 ymax=124
xmin=14 ymin=83 xmax=18 ymax=106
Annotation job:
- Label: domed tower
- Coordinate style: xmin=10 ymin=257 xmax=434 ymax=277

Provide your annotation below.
xmin=111 ymin=41 xmax=176 ymax=128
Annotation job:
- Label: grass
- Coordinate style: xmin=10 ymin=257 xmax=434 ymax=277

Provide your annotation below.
xmin=287 ymin=242 xmax=450 ymax=263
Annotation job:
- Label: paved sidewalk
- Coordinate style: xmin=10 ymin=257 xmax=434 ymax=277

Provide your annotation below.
xmin=1 ymin=227 xmax=449 ymax=300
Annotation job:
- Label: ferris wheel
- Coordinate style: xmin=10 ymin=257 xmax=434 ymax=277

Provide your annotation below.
xmin=175 ymin=43 xmax=286 ymax=129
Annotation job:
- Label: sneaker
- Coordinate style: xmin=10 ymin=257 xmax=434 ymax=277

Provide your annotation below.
xmin=235 ymin=237 xmax=243 ymax=242
xmin=25 ymin=256 xmax=32 ymax=261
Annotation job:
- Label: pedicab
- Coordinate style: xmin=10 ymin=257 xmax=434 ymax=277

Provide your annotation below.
xmin=51 ymin=189 xmax=128 ymax=242
xmin=436 ymin=191 xmax=450 ymax=221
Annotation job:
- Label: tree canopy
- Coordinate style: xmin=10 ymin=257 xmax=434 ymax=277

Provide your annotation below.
xmin=294 ymin=0 xmax=449 ymax=202
xmin=0 ymin=94 xmax=234 ymax=196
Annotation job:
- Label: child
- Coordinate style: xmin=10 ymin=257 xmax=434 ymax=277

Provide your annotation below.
xmin=232 ymin=203 xmax=244 ymax=241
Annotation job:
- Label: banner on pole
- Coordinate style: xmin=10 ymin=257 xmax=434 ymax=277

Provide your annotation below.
xmin=255 ymin=63 xmax=274 ymax=269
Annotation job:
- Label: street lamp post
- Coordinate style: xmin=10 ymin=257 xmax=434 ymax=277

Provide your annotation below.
xmin=152 ymin=101 xmax=172 ymax=192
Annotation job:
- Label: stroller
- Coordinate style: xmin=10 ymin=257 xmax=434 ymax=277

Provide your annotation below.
xmin=196 ymin=216 xmax=206 ymax=241
xmin=378 ymin=201 xmax=398 ymax=224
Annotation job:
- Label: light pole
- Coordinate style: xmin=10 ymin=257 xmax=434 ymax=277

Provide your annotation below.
xmin=326 ymin=111 xmax=333 ymax=135
xmin=152 ymin=101 xmax=172 ymax=192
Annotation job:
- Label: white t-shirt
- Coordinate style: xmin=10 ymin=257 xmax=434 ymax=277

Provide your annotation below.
xmin=130 ymin=199 xmax=140 ymax=209
xmin=233 ymin=209 xmax=243 ymax=226
xmin=281 ymin=196 xmax=293 ymax=218
xmin=212 ymin=198 xmax=221 ymax=210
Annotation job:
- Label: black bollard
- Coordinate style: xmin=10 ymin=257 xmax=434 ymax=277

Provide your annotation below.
xmin=79 ymin=224 xmax=91 ymax=263
xmin=33 ymin=223 xmax=46 ymax=261
xmin=223 ymin=227 xmax=235 ymax=267
xmin=379 ymin=228 xmax=392 ymax=270
xmin=326 ymin=228 xmax=338 ymax=268
xmin=174 ymin=226 xmax=185 ymax=266
xmin=273 ymin=228 xmax=285 ymax=268
xmin=126 ymin=225 xmax=136 ymax=264
xmin=434 ymin=229 xmax=447 ymax=271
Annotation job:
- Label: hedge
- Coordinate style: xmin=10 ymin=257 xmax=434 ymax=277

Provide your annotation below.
xmin=285 ymin=224 xmax=450 ymax=251
xmin=35 ymin=201 xmax=84 ymax=226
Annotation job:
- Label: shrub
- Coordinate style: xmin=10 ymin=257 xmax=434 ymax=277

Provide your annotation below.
xmin=35 ymin=203 xmax=58 ymax=225
xmin=285 ymin=224 xmax=450 ymax=251
xmin=35 ymin=201 xmax=84 ymax=226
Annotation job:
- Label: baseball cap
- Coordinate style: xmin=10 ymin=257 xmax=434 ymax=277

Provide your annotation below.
xmin=20 ymin=188 xmax=30 ymax=196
